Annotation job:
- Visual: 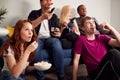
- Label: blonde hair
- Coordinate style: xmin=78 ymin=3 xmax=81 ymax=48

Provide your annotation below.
xmin=59 ymin=5 xmax=72 ymax=25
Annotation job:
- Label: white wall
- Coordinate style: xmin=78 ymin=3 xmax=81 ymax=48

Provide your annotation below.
xmin=111 ymin=0 xmax=120 ymax=32
xmin=53 ymin=0 xmax=111 ymax=24
xmin=0 ymin=0 xmax=40 ymax=26
xmin=0 ymin=0 xmax=111 ymax=28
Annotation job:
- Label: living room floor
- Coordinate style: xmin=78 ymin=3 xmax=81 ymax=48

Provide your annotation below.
xmin=25 ymin=64 xmax=89 ymax=80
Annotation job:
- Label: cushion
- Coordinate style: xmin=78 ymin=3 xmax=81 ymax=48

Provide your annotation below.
xmin=0 ymin=27 xmax=9 ymax=36
xmin=5 ymin=25 xmax=14 ymax=37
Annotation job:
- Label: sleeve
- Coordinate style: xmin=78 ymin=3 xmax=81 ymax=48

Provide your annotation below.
xmin=50 ymin=14 xmax=60 ymax=28
xmin=101 ymin=35 xmax=111 ymax=45
xmin=3 ymin=46 xmax=14 ymax=57
xmin=73 ymin=36 xmax=83 ymax=54
xmin=28 ymin=10 xmax=38 ymax=21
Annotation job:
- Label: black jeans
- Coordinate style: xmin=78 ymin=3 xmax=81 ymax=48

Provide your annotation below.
xmin=90 ymin=49 xmax=120 ymax=80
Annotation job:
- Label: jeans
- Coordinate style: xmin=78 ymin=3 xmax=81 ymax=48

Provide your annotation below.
xmin=33 ymin=37 xmax=64 ymax=80
xmin=0 ymin=70 xmax=23 ymax=80
xmin=0 ymin=36 xmax=8 ymax=70
xmin=0 ymin=36 xmax=8 ymax=46
xmin=90 ymin=49 xmax=120 ymax=80
xmin=0 ymin=57 xmax=4 ymax=70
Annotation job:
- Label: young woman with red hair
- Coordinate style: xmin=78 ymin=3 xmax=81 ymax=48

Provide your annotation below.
xmin=0 ymin=20 xmax=38 ymax=80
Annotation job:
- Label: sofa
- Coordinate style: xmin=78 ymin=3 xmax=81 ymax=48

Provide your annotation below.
xmin=40 ymin=48 xmax=73 ymax=66
xmin=0 ymin=36 xmax=8 ymax=69
xmin=0 ymin=35 xmax=74 ymax=65
xmin=0 ymin=30 xmax=88 ymax=80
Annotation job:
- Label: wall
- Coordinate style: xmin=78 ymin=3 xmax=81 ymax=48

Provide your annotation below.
xmin=0 ymin=0 xmax=111 ymax=28
xmin=53 ymin=0 xmax=111 ymax=24
xmin=0 ymin=0 xmax=39 ymax=27
xmin=111 ymin=0 xmax=120 ymax=32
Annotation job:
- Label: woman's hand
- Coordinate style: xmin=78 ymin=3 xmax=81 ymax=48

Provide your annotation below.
xmin=26 ymin=41 xmax=38 ymax=53
xmin=52 ymin=28 xmax=61 ymax=37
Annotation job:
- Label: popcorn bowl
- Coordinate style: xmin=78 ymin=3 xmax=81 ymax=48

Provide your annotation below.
xmin=34 ymin=61 xmax=52 ymax=71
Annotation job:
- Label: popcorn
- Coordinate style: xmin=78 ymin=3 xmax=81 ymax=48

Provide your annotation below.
xmin=34 ymin=61 xmax=52 ymax=71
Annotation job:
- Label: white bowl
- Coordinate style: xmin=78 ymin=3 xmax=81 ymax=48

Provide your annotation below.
xmin=34 ymin=61 xmax=52 ymax=71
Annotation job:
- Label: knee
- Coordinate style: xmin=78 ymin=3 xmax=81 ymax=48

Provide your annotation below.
xmin=108 ymin=49 xmax=120 ymax=61
xmin=52 ymin=38 xmax=60 ymax=43
xmin=108 ymin=49 xmax=120 ymax=56
xmin=51 ymin=38 xmax=62 ymax=46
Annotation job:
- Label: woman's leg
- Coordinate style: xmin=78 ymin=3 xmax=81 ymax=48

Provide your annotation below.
xmin=0 ymin=70 xmax=23 ymax=80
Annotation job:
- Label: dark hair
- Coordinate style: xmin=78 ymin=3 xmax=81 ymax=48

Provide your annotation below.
xmin=81 ymin=16 xmax=93 ymax=27
xmin=0 ymin=20 xmax=37 ymax=62
xmin=77 ymin=4 xmax=84 ymax=13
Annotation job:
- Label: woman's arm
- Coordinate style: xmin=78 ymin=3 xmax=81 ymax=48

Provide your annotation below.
xmin=6 ymin=41 xmax=38 ymax=79
xmin=73 ymin=19 xmax=80 ymax=35
xmin=60 ymin=22 xmax=68 ymax=33
xmin=6 ymin=50 xmax=31 ymax=79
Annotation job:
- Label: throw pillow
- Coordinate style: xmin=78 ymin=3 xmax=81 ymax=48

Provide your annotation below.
xmin=5 ymin=25 xmax=14 ymax=37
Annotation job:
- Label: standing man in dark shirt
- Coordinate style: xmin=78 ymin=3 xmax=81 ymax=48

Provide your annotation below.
xmin=28 ymin=0 xmax=65 ymax=80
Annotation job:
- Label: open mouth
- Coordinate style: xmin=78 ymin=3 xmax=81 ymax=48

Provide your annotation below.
xmin=46 ymin=2 xmax=53 ymax=7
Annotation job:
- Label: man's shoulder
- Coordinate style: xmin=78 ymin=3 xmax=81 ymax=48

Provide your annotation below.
xmin=53 ymin=13 xmax=58 ymax=17
xmin=91 ymin=17 xmax=97 ymax=21
xmin=30 ymin=9 xmax=41 ymax=14
xmin=51 ymin=13 xmax=59 ymax=19
xmin=75 ymin=17 xmax=83 ymax=21
xmin=75 ymin=17 xmax=80 ymax=20
xmin=78 ymin=35 xmax=86 ymax=40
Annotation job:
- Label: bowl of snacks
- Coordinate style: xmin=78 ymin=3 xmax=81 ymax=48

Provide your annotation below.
xmin=34 ymin=61 xmax=52 ymax=71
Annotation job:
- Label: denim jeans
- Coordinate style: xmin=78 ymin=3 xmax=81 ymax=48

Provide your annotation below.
xmin=33 ymin=37 xmax=64 ymax=80
xmin=0 ymin=36 xmax=8 ymax=46
xmin=0 ymin=36 xmax=9 ymax=70
xmin=90 ymin=49 xmax=120 ymax=80
xmin=0 ymin=70 xmax=23 ymax=80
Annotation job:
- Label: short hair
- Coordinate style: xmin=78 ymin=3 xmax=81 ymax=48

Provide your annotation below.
xmin=81 ymin=16 xmax=93 ymax=27
xmin=77 ymin=4 xmax=84 ymax=13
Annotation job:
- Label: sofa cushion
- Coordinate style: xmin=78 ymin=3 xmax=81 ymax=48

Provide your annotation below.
xmin=5 ymin=25 xmax=14 ymax=37
xmin=0 ymin=27 xmax=9 ymax=36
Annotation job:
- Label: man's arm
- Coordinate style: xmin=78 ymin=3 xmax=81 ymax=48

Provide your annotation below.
xmin=94 ymin=18 xmax=111 ymax=35
xmin=32 ymin=13 xmax=53 ymax=28
xmin=101 ymin=22 xmax=120 ymax=47
xmin=28 ymin=10 xmax=53 ymax=28
xmin=30 ymin=15 xmax=44 ymax=28
xmin=72 ymin=53 xmax=81 ymax=80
